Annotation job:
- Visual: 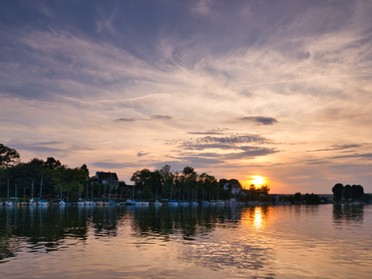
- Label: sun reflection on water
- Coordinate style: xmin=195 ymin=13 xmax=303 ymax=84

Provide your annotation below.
xmin=253 ymin=207 xmax=263 ymax=229
xmin=241 ymin=206 xmax=269 ymax=230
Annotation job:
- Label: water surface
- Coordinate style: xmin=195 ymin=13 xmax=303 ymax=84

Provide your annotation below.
xmin=1 ymin=204 xmax=371 ymax=278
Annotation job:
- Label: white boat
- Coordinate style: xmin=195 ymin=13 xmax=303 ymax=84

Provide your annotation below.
xmin=189 ymin=201 xmax=199 ymax=206
xmin=37 ymin=199 xmax=49 ymax=206
xmin=178 ymin=201 xmax=189 ymax=206
xmin=125 ymin=199 xmax=138 ymax=206
xmin=168 ymin=200 xmax=178 ymax=206
xmin=134 ymin=201 xmax=149 ymax=206
xmin=59 ymin=200 xmax=66 ymax=207
xmin=216 ymin=200 xmax=225 ymax=206
xmin=201 ymin=200 xmax=210 ymax=206
xmin=107 ymin=200 xmax=116 ymax=206
xmin=152 ymin=200 xmax=162 ymax=206
xmin=76 ymin=200 xmax=85 ymax=206
xmin=29 ymin=198 xmax=37 ymax=206
xmin=84 ymin=200 xmax=96 ymax=206
xmin=209 ymin=200 xmax=217 ymax=206
xmin=5 ymin=200 xmax=14 ymax=206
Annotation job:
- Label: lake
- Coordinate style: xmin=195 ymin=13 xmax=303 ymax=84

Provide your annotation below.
xmin=1 ymin=204 xmax=371 ymax=278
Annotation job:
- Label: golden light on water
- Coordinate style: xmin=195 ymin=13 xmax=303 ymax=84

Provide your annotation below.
xmin=253 ymin=207 xmax=263 ymax=229
xmin=241 ymin=207 xmax=269 ymax=230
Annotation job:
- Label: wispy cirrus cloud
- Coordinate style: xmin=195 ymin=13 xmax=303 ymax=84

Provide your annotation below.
xmin=115 ymin=115 xmax=173 ymax=122
xmin=307 ymin=144 xmax=362 ymax=152
xmin=239 ymin=116 xmax=279 ymax=125
xmin=91 ymin=161 xmax=129 ymax=169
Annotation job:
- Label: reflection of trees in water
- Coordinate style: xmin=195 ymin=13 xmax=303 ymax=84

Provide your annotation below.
xmin=0 ymin=206 xmax=90 ymax=262
xmin=90 ymin=206 xmax=125 ymax=237
xmin=333 ymin=204 xmax=364 ymax=223
xmin=1 ymin=205 xmax=248 ymax=262
xmin=128 ymin=206 xmax=245 ymax=239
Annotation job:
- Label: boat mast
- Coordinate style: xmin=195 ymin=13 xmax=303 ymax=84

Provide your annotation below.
xmin=7 ymin=178 xmax=10 ymax=200
xmin=39 ymin=175 xmax=43 ymax=200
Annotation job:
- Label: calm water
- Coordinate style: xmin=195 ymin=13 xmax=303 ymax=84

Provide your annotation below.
xmin=1 ymin=204 xmax=371 ymax=278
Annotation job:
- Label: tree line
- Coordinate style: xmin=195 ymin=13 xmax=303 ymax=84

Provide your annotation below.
xmin=129 ymin=165 xmax=270 ymax=202
xmin=0 ymin=143 xmax=270 ymax=202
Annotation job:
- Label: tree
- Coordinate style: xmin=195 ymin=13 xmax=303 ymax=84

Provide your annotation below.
xmin=332 ymin=183 xmax=343 ymax=202
xmin=343 ymin=184 xmax=352 ymax=201
xmin=180 ymin=166 xmax=197 ymax=201
xmin=44 ymin=157 xmax=62 ymax=169
xmin=351 ymin=185 xmax=364 ymax=201
xmin=0 ymin=143 xmax=20 ymax=168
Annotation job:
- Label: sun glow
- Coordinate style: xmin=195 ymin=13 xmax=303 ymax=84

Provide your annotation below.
xmin=250 ymin=175 xmax=266 ymax=188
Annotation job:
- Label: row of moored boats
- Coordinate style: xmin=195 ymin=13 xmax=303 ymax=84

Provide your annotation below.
xmin=0 ymin=199 xmax=244 ymax=207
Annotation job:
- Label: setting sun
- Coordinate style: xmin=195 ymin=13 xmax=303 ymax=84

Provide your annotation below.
xmin=250 ymin=175 xmax=266 ymax=188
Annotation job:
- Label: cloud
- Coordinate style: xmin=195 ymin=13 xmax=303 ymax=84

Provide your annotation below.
xmin=115 ymin=117 xmax=137 ymax=122
xmin=187 ymin=129 xmax=228 ymax=135
xmin=151 ymin=115 xmax=172 ymax=120
xmin=137 ymin=151 xmax=149 ymax=157
xmin=115 ymin=115 xmax=172 ymax=123
xmin=91 ymin=161 xmax=127 ymax=169
xmin=173 ymin=156 xmax=224 ymax=166
xmin=239 ymin=116 xmax=279 ymax=125
xmin=12 ymin=142 xmax=65 ymax=155
xmin=192 ymin=0 xmax=213 ymax=15
xmin=331 ymin=153 xmax=372 ymax=160
xmin=226 ymin=147 xmax=279 ymax=159
xmin=196 ymin=135 xmax=267 ymax=144
xmin=178 ymin=134 xmax=269 ymax=153
xmin=181 ymin=143 xmax=238 ymax=151
xmin=308 ymin=144 xmax=362 ymax=152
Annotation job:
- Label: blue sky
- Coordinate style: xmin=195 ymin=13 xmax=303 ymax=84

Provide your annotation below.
xmin=1 ymin=0 xmax=372 ymax=193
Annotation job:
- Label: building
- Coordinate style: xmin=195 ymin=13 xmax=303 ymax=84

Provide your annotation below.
xmin=95 ymin=171 xmax=119 ymax=188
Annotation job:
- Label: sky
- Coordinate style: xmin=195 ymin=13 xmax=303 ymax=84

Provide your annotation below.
xmin=1 ymin=0 xmax=372 ymax=194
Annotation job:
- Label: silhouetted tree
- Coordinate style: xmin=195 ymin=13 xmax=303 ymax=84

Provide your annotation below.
xmin=343 ymin=184 xmax=352 ymax=201
xmin=351 ymin=184 xmax=364 ymax=201
xmin=0 ymin=143 xmax=20 ymax=168
xmin=332 ymin=183 xmax=343 ymax=202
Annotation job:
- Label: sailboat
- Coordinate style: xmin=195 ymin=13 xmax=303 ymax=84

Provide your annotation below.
xmin=37 ymin=175 xmax=49 ymax=206
xmin=29 ymin=180 xmax=37 ymax=206
xmin=59 ymin=186 xmax=66 ymax=207
xmin=5 ymin=179 xmax=14 ymax=206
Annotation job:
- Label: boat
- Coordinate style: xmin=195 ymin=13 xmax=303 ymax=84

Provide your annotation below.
xmin=178 ymin=201 xmax=189 ymax=206
xmin=59 ymin=200 xmax=66 ymax=207
xmin=152 ymin=200 xmax=162 ymax=206
xmin=107 ymin=200 xmax=115 ymax=206
xmin=137 ymin=201 xmax=149 ymax=206
xmin=216 ymin=200 xmax=225 ymax=206
xmin=37 ymin=176 xmax=48 ymax=206
xmin=37 ymin=199 xmax=49 ymax=206
xmin=201 ymin=200 xmax=210 ymax=206
xmin=76 ymin=199 xmax=85 ymax=206
xmin=168 ymin=200 xmax=178 ymax=206
xmin=5 ymin=200 xmax=14 ymax=206
xmin=125 ymin=199 xmax=138 ymax=206
xmin=29 ymin=198 xmax=37 ymax=206
xmin=84 ymin=200 xmax=96 ymax=206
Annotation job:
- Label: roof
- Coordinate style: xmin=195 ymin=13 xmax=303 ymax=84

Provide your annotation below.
xmin=95 ymin=171 xmax=119 ymax=181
